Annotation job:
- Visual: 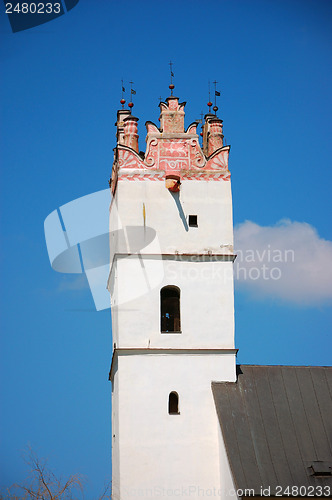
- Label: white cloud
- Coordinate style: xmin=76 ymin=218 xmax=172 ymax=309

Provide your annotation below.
xmin=234 ymin=219 xmax=332 ymax=305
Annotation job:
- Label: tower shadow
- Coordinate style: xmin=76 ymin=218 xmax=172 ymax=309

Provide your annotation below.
xmin=170 ymin=191 xmax=189 ymax=232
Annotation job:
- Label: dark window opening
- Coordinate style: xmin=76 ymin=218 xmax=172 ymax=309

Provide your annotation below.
xmin=168 ymin=392 xmax=180 ymax=414
xmin=188 ymin=215 xmax=198 ymax=227
xmin=161 ymin=286 xmax=181 ymax=333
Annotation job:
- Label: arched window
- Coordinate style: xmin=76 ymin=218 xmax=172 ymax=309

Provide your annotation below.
xmin=168 ymin=392 xmax=180 ymax=414
xmin=160 ymin=286 xmax=181 ymax=333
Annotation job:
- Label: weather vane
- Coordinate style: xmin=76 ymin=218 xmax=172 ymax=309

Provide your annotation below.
xmin=213 ymin=80 xmax=221 ymax=115
xmin=120 ymin=79 xmax=126 ymax=109
xmin=207 ymin=80 xmax=212 ymax=113
xmin=129 ymin=80 xmax=136 ymax=111
xmin=169 ymin=61 xmax=175 ymax=95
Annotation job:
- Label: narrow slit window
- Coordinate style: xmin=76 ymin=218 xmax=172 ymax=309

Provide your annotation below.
xmin=160 ymin=286 xmax=181 ymax=333
xmin=168 ymin=392 xmax=179 ymax=414
xmin=188 ymin=215 xmax=198 ymax=227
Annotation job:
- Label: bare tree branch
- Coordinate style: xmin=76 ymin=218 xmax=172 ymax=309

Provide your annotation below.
xmin=1 ymin=448 xmax=110 ymax=500
xmin=96 ymin=481 xmax=112 ymax=500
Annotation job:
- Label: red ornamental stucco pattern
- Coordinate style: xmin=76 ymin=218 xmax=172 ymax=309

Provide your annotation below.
xmin=115 ymin=141 xmax=230 ymax=181
xmin=163 ymin=115 xmax=183 ymax=134
xmin=168 ymin=99 xmax=178 ymax=110
xmin=205 ymin=148 xmax=229 ymax=171
xmin=124 ymin=121 xmax=137 ymax=135
xmin=144 ymin=135 xmax=229 ymax=173
xmin=119 ymin=171 xmax=230 ymax=181
xmin=113 ymin=104 xmax=230 ymax=188
xmin=160 ymin=140 xmax=187 ymax=158
xmin=118 ymin=149 xmax=145 ymax=170
xmin=111 ymin=93 xmax=231 ymax=193
xmin=189 ymin=138 xmax=206 ymax=168
xmin=159 ymin=140 xmax=189 ymax=174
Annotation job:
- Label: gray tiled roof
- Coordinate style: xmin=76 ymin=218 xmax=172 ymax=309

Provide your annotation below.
xmin=212 ymin=365 xmax=332 ymax=496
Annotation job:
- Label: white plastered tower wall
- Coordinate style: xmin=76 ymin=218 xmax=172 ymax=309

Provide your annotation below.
xmin=108 ymin=96 xmax=237 ymax=499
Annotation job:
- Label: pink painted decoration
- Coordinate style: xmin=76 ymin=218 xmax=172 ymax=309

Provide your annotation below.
xmin=110 ymin=95 xmax=231 ymax=192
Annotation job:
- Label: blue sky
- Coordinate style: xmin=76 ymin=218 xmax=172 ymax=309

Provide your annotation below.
xmin=1 ymin=0 xmax=331 ymax=497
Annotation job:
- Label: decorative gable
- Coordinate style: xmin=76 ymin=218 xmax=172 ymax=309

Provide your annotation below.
xmin=110 ymin=95 xmax=231 ymax=194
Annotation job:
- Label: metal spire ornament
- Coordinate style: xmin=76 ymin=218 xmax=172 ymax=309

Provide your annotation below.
xmin=207 ymin=81 xmax=212 ymax=112
xmin=169 ymin=61 xmax=175 ymax=95
xmin=213 ymin=80 xmax=221 ymax=115
xmin=120 ymin=79 xmax=126 ymax=108
xmin=128 ymin=81 xmax=136 ymax=111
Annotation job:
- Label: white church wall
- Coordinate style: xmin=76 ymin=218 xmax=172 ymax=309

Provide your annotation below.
xmin=111 ymin=257 xmax=235 ymax=350
xmin=112 ymin=179 xmax=234 ymax=257
xmin=113 ymin=352 xmax=236 ymax=500
xmin=111 ymin=357 xmax=120 ymax=500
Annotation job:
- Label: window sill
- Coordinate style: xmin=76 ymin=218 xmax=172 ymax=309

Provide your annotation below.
xmin=161 ymin=331 xmax=182 ymax=334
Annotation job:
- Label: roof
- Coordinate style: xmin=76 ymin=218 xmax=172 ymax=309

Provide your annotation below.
xmin=212 ymin=365 xmax=332 ymax=495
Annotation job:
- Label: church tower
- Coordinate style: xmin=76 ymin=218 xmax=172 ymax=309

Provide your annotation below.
xmin=108 ymin=88 xmax=237 ymax=499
